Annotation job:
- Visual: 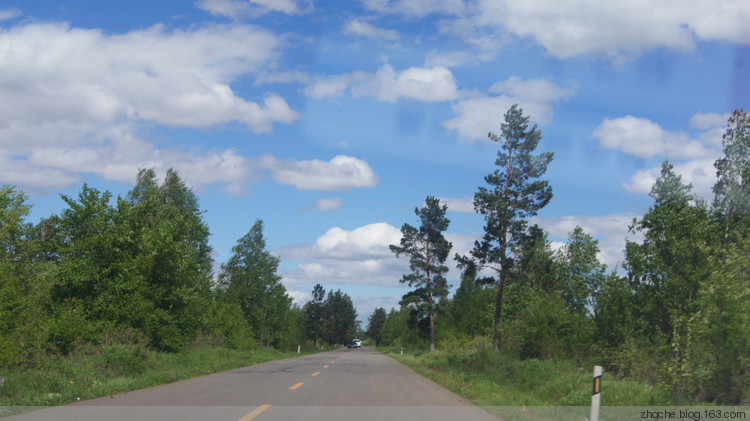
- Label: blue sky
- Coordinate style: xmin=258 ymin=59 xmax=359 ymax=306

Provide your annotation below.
xmin=1 ymin=0 xmax=748 ymax=321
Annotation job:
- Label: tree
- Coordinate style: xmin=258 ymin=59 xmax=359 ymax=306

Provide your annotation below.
xmin=390 ymin=196 xmax=452 ymax=352
xmin=624 ymin=161 xmax=712 ymax=338
xmin=218 ymin=219 xmax=292 ymax=348
xmin=457 ymin=104 xmax=554 ymax=352
xmin=323 ymin=289 xmax=358 ymax=346
xmin=713 ymin=109 xmax=750 ymax=233
xmin=303 ymin=284 xmax=326 ymax=348
xmin=447 ymin=270 xmax=494 ymax=339
xmin=557 ymin=226 xmax=606 ymax=314
xmin=123 ymin=168 xmax=214 ymax=351
xmin=366 ymin=307 xmax=387 ymax=347
xmin=513 ymin=224 xmax=558 ymax=292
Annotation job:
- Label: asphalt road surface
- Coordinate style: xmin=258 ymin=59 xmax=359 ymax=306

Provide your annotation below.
xmin=5 ymin=348 xmax=499 ymax=421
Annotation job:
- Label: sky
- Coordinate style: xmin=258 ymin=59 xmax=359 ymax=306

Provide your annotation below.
xmin=1 ymin=0 xmax=748 ymax=323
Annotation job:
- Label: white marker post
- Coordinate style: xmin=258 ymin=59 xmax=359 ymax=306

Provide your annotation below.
xmin=591 ymin=366 xmax=602 ymax=421
xmin=297 ymin=345 xmax=301 ymax=354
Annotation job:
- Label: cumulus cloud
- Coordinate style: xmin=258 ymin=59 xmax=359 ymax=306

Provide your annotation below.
xmin=442 ymin=76 xmax=575 ymax=141
xmin=364 ymin=0 xmax=750 ymax=59
xmin=195 ymin=0 xmax=312 ymax=17
xmin=592 ymin=116 xmax=716 ymax=159
xmin=304 ymin=63 xmax=461 ymax=102
xmin=343 ymin=19 xmax=400 ymax=41
xmin=593 ymin=112 xmax=726 ymax=201
xmin=267 ymin=155 xmax=379 ymax=191
xmin=0 ymin=21 xmax=303 ymax=193
xmin=480 ymin=0 xmax=750 ymax=59
xmin=278 ymin=222 xmax=408 ymax=287
xmin=623 ymin=158 xmax=718 ymax=201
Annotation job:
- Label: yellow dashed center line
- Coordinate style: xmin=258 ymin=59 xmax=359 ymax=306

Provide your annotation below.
xmin=289 ymin=382 xmax=304 ymax=390
xmin=323 ymin=365 xmax=329 ymax=368
xmin=330 ymin=360 xmax=336 ymax=363
xmin=239 ymin=404 xmax=271 ymax=421
xmin=311 ymin=371 xmax=320 ymax=377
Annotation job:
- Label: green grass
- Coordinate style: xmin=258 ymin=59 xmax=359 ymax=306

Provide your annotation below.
xmin=0 ymin=345 xmax=319 ymax=412
xmin=388 ymin=349 xmax=674 ymax=407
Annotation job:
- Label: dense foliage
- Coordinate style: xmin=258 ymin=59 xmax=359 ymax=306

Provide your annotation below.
xmin=379 ymin=107 xmax=750 ymax=404
xmin=0 ymin=169 xmax=304 ymax=368
xmin=2 ymin=106 xmax=748 ymax=405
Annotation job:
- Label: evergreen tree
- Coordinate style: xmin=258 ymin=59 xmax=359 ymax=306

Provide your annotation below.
xmin=303 ymin=283 xmax=326 ymax=348
xmin=457 ymin=104 xmax=554 ymax=351
xmin=323 ymin=289 xmax=358 ymax=346
xmin=390 ymin=196 xmax=452 ymax=352
xmin=366 ymin=307 xmax=387 ymax=347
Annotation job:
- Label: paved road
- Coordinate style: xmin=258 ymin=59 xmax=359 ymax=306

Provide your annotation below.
xmin=4 ymin=348 xmax=499 ymax=421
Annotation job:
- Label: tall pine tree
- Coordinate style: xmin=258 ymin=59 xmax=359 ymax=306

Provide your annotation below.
xmin=457 ymin=104 xmax=554 ymax=352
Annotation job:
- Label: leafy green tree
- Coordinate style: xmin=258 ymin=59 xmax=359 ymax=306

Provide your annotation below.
xmin=123 ymin=168 xmax=214 ymax=351
xmin=0 ymin=185 xmax=44 ymax=365
xmin=366 ymin=307 xmax=387 ymax=347
xmin=556 ymin=226 xmax=606 ymax=314
xmin=447 ymin=270 xmax=494 ymax=339
xmin=218 ymin=219 xmax=292 ymax=348
xmin=380 ymin=307 xmax=420 ymax=348
xmin=713 ymin=109 xmax=750 ymax=234
xmin=624 ymin=161 xmax=712 ymax=338
xmin=457 ymin=104 xmax=554 ymax=352
xmin=593 ymin=272 xmax=640 ymax=351
xmin=390 ymin=196 xmax=452 ymax=352
xmin=303 ymin=284 xmax=326 ymax=348
xmin=49 ymin=184 xmax=122 ymax=351
xmin=682 ymin=241 xmax=750 ymax=403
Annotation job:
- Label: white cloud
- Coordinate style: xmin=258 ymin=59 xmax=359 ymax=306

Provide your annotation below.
xmin=690 ymin=112 xmax=730 ymax=131
xmin=315 ymin=198 xmax=344 ymax=211
xmin=473 ymin=0 xmax=750 ymax=59
xmin=623 ymin=158 xmax=718 ymax=201
xmin=362 ymin=0 xmax=466 ymax=18
xmin=278 ymin=222 xmax=408 ymax=287
xmin=268 ymin=155 xmax=379 ymax=191
xmin=195 ymin=0 xmax=311 ymax=17
xmin=0 ymin=8 xmax=20 ymax=21
xmin=0 ymin=21 xmax=304 ymax=193
xmin=593 ymin=112 xmax=726 ymax=201
xmin=424 ymin=50 xmax=475 ymax=67
xmin=367 ymin=0 xmax=750 ymax=60
xmin=438 ymin=196 xmax=475 ymax=213
xmin=304 ymin=63 xmax=461 ymax=102
xmin=592 ymin=116 xmax=717 ymax=159
xmin=442 ymin=76 xmax=575 ymax=142
xmin=343 ymin=19 xmax=400 ymax=41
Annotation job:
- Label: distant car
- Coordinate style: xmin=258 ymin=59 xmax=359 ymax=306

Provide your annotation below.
xmin=348 ymin=339 xmax=361 ymax=348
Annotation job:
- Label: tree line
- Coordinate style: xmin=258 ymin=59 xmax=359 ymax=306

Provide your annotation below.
xmin=0 ymin=168 xmax=359 ymax=368
xmin=370 ymin=106 xmax=749 ymax=404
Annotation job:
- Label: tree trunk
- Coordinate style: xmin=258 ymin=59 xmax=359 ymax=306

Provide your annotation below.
xmin=429 ymin=311 xmax=435 ymax=352
xmin=493 ymin=278 xmax=505 ymax=352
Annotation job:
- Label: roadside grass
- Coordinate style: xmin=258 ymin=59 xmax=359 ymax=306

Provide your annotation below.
xmin=388 ymin=349 xmax=673 ymax=408
xmin=0 ymin=345 xmax=320 ymax=411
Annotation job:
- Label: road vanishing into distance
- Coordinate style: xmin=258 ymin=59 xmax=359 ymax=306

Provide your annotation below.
xmin=6 ymin=348 xmax=499 ymax=421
